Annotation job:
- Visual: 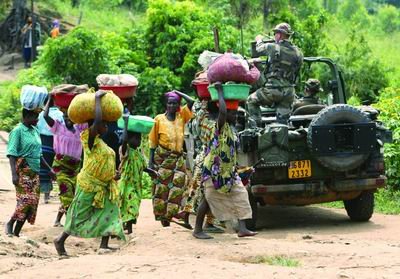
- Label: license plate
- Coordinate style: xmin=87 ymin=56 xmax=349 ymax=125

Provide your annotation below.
xmin=288 ymin=160 xmax=312 ymax=179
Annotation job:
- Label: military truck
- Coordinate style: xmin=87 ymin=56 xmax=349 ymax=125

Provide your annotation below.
xmin=236 ymin=56 xmax=393 ymax=229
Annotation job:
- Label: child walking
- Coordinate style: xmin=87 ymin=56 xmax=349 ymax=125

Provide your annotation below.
xmin=119 ymin=115 xmax=158 ymax=235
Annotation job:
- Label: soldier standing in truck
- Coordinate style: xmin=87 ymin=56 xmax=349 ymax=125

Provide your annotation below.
xmin=247 ymin=23 xmax=303 ymax=125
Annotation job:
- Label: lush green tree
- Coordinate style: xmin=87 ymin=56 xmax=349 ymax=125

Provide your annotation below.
xmin=334 ymin=29 xmax=389 ymax=103
xmin=338 ymin=0 xmax=370 ymax=26
xmin=133 ymin=67 xmax=181 ymax=116
xmin=145 ymin=0 xmax=240 ymax=90
xmin=376 ymin=4 xmax=400 ymax=32
xmin=39 ymin=27 xmax=111 ymax=87
xmin=374 ymin=87 xmax=400 ymax=190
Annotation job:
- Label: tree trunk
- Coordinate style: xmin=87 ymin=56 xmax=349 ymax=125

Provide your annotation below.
xmin=263 ymin=0 xmax=271 ymax=29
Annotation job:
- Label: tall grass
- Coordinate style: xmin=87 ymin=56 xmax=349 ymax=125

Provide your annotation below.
xmin=37 ymin=0 xmax=144 ymax=33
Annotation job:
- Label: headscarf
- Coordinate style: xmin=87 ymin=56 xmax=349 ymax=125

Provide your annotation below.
xmin=165 ymin=91 xmax=181 ymax=103
xmin=164 ymin=91 xmax=181 ymax=112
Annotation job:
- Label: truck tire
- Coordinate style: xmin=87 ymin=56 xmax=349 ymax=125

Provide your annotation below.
xmin=292 ymin=104 xmax=326 ymax=116
xmin=307 ymin=104 xmax=370 ymax=171
xmin=245 ymin=187 xmax=258 ymax=230
xmin=344 ymin=191 xmax=374 ymax=222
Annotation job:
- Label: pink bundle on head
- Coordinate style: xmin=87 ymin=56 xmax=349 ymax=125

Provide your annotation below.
xmin=165 ymin=91 xmax=181 ymax=103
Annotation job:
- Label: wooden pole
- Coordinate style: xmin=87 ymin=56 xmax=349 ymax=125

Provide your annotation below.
xmin=213 ymin=27 xmax=220 ymax=53
xmin=240 ymin=0 xmax=244 ymax=55
xmin=30 ymin=0 xmax=35 ymax=63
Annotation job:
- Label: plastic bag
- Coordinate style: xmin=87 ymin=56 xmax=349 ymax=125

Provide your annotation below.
xmin=20 ymin=85 xmax=48 ymax=110
xmin=207 ymin=53 xmax=260 ymax=84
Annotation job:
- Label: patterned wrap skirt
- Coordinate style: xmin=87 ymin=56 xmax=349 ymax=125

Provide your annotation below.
xmin=12 ymin=158 xmax=40 ymax=224
xmin=152 ymin=145 xmax=188 ymax=222
xmin=52 ymin=154 xmax=81 ymax=213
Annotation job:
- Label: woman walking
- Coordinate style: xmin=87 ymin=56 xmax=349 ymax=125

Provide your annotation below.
xmin=149 ymin=90 xmax=194 ymax=228
xmin=37 ymin=98 xmax=64 ymax=203
xmin=42 ymin=96 xmax=87 ymax=226
xmin=5 ymin=109 xmax=53 ymax=237
xmin=193 ymin=83 xmax=257 ymax=239
xmin=54 ymin=91 xmax=125 ymax=256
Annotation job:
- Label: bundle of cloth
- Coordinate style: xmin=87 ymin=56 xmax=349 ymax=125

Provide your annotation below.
xmin=68 ymin=90 xmax=123 ymax=124
xmin=50 ymin=84 xmax=89 ymax=95
xmin=96 ymin=74 xmax=139 ymax=86
xmin=20 ymin=85 xmax=48 ymax=111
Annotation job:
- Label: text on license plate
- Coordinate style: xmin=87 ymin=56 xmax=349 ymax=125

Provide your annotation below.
xmin=288 ymin=160 xmax=312 ymax=179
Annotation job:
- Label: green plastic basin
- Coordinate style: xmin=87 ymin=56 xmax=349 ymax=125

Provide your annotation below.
xmin=117 ymin=115 xmax=155 ymax=134
xmin=208 ymin=83 xmax=251 ymax=101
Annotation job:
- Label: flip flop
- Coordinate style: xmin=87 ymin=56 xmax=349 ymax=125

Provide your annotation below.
xmin=203 ymin=226 xmax=224 ymax=234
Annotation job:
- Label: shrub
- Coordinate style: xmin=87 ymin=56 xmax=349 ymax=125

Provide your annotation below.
xmin=376 ymin=5 xmax=400 ymax=33
xmin=39 ymin=27 xmax=111 ymax=87
xmin=373 ymin=87 xmax=400 ymax=190
xmin=334 ymin=29 xmax=389 ymax=103
xmin=133 ymin=67 xmax=181 ymax=116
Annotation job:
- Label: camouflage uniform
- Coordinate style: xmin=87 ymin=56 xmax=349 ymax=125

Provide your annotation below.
xmin=293 ymin=78 xmax=323 ymax=110
xmin=247 ymin=23 xmax=303 ymax=125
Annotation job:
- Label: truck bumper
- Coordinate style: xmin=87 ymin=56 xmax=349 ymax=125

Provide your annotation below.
xmin=251 ymin=175 xmax=387 ymax=195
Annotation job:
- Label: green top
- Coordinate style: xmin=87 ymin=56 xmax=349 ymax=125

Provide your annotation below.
xmin=7 ymin=123 xmax=42 ymax=173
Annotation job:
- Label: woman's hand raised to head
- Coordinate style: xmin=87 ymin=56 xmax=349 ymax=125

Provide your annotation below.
xmin=95 ymin=90 xmax=107 ymax=99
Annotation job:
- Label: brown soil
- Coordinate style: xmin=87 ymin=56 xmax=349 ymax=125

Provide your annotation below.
xmin=1 ymin=140 xmax=400 ymax=279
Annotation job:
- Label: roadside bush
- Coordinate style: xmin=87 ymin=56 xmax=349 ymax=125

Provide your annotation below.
xmin=334 ymin=29 xmax=389 ymax=103
xmin=133 ymin=67 xmax=181 ymax=116
xmin=40 ymin=27 xmax=111 ymax=87
xmin=0 ymin=82 xmax=20 ymax=132
xmin=374 ymin=87 xmax=400 ymax=190
xmin=338 ymin=0 xmax=370 ymax=26
xmin=376 ymin=5 xmax=400 ymax=33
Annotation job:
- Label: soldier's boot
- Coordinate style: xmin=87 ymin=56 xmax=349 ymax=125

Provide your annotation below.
xmin=246 ymin=93 xmax=262 ymax=127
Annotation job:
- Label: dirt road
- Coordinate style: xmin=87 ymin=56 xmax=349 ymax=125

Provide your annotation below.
xmin=1 ymin=139 xmax=400 ymax=279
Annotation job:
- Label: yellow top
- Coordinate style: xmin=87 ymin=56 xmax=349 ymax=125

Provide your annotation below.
xmin=148 ymin=105 xmax=193 ymax=152
xmin=77 ymin=129 xmax=119 ymax=208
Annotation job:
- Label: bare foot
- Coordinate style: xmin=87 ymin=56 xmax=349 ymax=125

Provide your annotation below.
xmin=99 ymin=245 xmax=119 ymax=251
xmin=193 ymin=231 xmax=213 ymax=239
xmin=98 ymin=248 xmax=115 ymax=255
xmin=54 ymin=238 xmax=68 ymax=256
xmin=238 ymin=230 xmax=258 ymax=238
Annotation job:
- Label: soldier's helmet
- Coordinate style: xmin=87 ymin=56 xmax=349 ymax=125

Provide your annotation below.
xmin=273 ymin=23 xmax=294 ymax=36
xmin=305 ymin=78 xmax=323 ymax=94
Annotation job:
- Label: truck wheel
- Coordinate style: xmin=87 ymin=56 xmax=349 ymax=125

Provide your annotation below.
xmin=245 ymin=187 xmax=258 ymax=230
xmin=307 ymin=104 xmax=370 ymax=171
xmin=344 ymin=191 xmax=374 ymax=222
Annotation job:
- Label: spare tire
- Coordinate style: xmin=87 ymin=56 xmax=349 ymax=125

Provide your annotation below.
xmin=292 ymin=104 xmax=326 ymax=116
xmin=307 ymin=104 xmax=370 ymax=172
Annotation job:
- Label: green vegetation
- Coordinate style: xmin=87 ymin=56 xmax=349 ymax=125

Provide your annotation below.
xmin=323 ymin=189 xmax=400 ymax=214
xmin=246 ymin=255 xmax=301 ymax=267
